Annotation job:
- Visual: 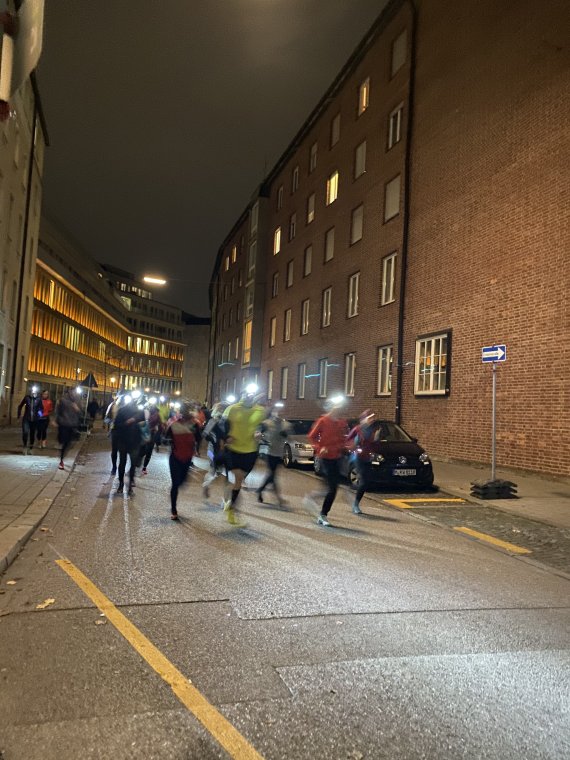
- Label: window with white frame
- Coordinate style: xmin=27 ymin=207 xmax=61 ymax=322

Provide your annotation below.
xmin=350 ymin=204 xmax=364 ymax=245
xmin=344 ymin=353 xmax=356 ymax=396
xmin=309 ymin=142 xmax=318 ymax=173
xmin=234 ymin=336 xmax=240 ymax=360
xmin=307 ymin=193 xmax=315 ymax=224
xmin=286 ymin=260 xmax=294 ymax=288
xmin=221 ymin=343 xmax=226 ymax=364
xmin=250 ymin=202 xmax=259 ymax=235
xmin=391 ymin=29 xmax=407 ymax=76
xmin=324 ymin=227 xmax=335 ymax=262
xmin=377 ymin=345 xmax=393 ymax=395
xmin=318 ymin=358 xmax=328 ymax=398
xmin=358 ymin=77 xmax=370 ymax=115
xmin=326 ymin=170 xmax=339 ymax=205
xmin=388 ymin=103 xmax=403 ymax=149
xmin=330 ymin=113 xmax=341 ymax=146
xmin=272 ymin=271 xmax=279 ymax=298
xmin=304 ymin=245 xmax=312 ymax=276
xmin=284 ymin=308 xmax=292 ymax=341
xmin=354 ymin=140 xmax=366 ymax=178
xmin=273 ymin=227 xmax=281 ymax=255
xmin=297 ymin=363 xmax=306 ymax=399
xmin=289 ymin=212 xmax=297 ymax=241
xmin=269 ymin=316 xmax=277 ymax=347
xmin=381 ymin=252 xmax=397 ymax=305
xmin=415 ymin=333 xmax=449 ymax=395
xmin=384 ymin=175 xmax=401 ymax=221
xmin=247 ymin=241 xmax=256 ymax=280
xmin=267 ymin=369 xmax=274 ymax=400
xmin=301 ymin=299 xmax=310 ymax=335
xmin=348 ymin=272 xmax=360 ymax=317
xmin=280 ymin=367 xmax=288 ymax=399
xmin=277 ymin=185 xmax=284 ymax=210
xmin=292 ymin=165 xmax=299 ymax=193
xmin=322 ymin=287 xmax=332 ymax=327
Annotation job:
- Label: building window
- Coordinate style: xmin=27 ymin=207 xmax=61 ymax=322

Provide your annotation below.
xmin=309 ymin=142 xmax=318 ymax=172
xmin=250 ymin=201 xmax=259 ymax=234
xmin=272 ymin=272 xmax=279 ymax=298
xmin=324 ymin=227 xmax=335 ymax=262
xmin=415 ymin=333 xmax=449 ymax=395
xmin=247 ymin=241 xmax=257 ymax=280
xmin=238 ymin=269 xmax=243 ymax=287
xmin=321 ymin=287 xmax=332 ymax=328
xmin=330 ymin=113 xmax=341 ymax=147
xmin=245 ymin=284 xmax=254 ymax=316
xmin=267 ymin=369 xmax=274 ymax=400
xmin=231 ymin=277 xmax=235 ymax=294
xmin=391 ymin=29 xmax=407 ymax=76
xmin=231 ymin=244 xmax=237 ymax=264
xmin=354 ymin=140 xmax=366 ymax=179
xmin=384 ymin=175 xmax=401 ymax=222
xmin=388 ymin=103 xmax=403 ymax=149
xmin=292 ymin=165 xmax=299 ymax=193
xmin=326 ymin=170 xmax=339 ymax=205
xmin=297 ymin=363 xmax=306 ymax=399
xmin=344 ymin=353 xmax=356 ymax=397
xmin=243 ymin=320 xmax=252 ymax=364
xmin=269 ymin=316 xmax=277 ymax=347
xmin=10 ymin=280 xmax=17 ymax=321
xmin=280 ymin=367 xmax=289 ymax=400
xmin=224 ymin=256 xmax=230 ymax=271
xmin=277 ymin=185 xmax=284 ymax=210
xmin=318 ymin=358 xmax=328 ymax=398
xmin=358 ymin=77 xmax=370 ymax=115
xmin=348 ymin=272 xmax=360 ymax=317
xmin=289 ymin=212 xmax=297 ymax=241
xmin=228 ymin=308 xmax=233 ymax=327
xmin=286 ymin=260 xmax=294 ymax=288
xmin=350 ymin=205 xmax=364 ymax=245
xmin=301 ymin=299 xmax=310 ymax=335
xmin=234 ymin=336 xmax=239 ymax=360
xmin=377 ymin=345 xmax=393 ymax=395
xmin=381 ymin=252 xmax=397 ymax=305
xmin=236 ymin=301 xmax=242 ymax=321
xmin=304 ymin=245 xmax=312 ymax=277
xmin=307 ymin=193 xmax=315 ymax=224
xmin=273 ymin=227 xmax=281 ymax=255
xmin=284 ymin=308 xmax=292 ymax=341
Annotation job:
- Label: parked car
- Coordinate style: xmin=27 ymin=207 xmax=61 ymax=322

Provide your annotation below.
xmin=259 ymin=419 xmax=315 ymax=467
xmin=314 ymin=420 xmax=434 ymax=489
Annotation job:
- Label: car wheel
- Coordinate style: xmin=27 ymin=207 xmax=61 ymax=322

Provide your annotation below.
xmin=283 ymin=444 xmax=293 ymax=468
xmin=348 ymin=463 xmax=360 ymax=490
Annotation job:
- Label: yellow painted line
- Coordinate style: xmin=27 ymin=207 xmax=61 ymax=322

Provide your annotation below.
xmin=56 ymin=559 xmax=264 ymax=760
xmin=453 ymin=527 xmax=532 ymax=555
xmin=384 ymin=498 xmax=465 ymax=510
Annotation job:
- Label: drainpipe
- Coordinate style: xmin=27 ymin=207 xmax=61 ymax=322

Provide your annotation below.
xmin=395 ymin=0 xmax=417 ymax=426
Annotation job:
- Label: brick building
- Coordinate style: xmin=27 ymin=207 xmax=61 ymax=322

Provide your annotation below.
xmin=209 ymin=0 xmax=569 ymax=477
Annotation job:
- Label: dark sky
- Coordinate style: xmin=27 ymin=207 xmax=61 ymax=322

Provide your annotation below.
xmin=37 ymin=1 xmax=388 ymax=317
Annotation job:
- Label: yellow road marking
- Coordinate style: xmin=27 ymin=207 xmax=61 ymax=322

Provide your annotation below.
xmin=56 ymin=559 xmax=264 ymax=760
xmin=384 ymin=498 xmax=465 ymax=510
xmin=453 ymin=527 xmax=531 ymax=555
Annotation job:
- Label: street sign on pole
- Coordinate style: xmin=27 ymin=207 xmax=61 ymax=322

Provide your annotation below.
xmin=482 ymin=343 xmax=507 ymax=481
xmin=482 ymin=344 xmax=507 ymax=363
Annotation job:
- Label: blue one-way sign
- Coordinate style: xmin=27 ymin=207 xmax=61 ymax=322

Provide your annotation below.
xmin=482 ymin=344 xmax=507 ymax=363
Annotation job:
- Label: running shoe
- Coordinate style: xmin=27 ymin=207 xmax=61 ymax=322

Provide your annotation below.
xmin=317 ymin=514 xmax=332 ymax=527
xmin=352 ymin=502 xmax=362 ymax=515
xmin=226 ymin=508 xmax=246 ymax=527
xmin=58 ymin=461 xmax=64 ymax=470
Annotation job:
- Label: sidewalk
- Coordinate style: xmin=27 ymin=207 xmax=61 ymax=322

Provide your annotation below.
xmin=0 ymin=422 xmax=568 ymax=574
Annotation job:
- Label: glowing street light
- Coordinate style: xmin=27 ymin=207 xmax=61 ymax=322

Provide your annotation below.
xmin=143 ymin=276 xmax=167 ymax=286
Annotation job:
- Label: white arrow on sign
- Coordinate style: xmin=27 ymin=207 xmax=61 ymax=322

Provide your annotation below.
xmin=482 ymin=344 xmax=507 ymax=362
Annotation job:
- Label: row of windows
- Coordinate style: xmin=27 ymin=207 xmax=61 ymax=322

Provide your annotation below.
xmin=265 ymin=332 xmax=449 ymax=401
xmin=127 ymin=335 xmax=184 ymax=361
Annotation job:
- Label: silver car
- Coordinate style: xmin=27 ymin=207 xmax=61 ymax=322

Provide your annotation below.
xmin=282 ymin=419 xmax=315 ymax=467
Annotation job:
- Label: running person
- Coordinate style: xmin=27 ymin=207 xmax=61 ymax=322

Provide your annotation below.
xmin=201 ymin=402 xmax=228 ymax=498
xmin=256 ymin=402 xmax=290 ymax=506
xmin=165 ymin=402 xmax=197 ymax=520
xmin=346 ymin=410 xmax=381 ymax=514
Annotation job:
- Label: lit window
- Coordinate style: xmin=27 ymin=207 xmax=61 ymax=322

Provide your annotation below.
xmin=273 ymin=227 xmax=281 ymax=255
xmin=381 ymin=252 xmax=397 ymax=305
xmin=245 ymin=284 xmax=254 ymax=317
xmin=330 ymin=113 xmax=341 ymax=147
xmin=267 ymin=369 xmax=274 ymax=400
xmin=348 ymin=272 xmax=360 ymax=318
xmin=377 ymin=345 xmax=393 ymax=395
xmin=350 ymin=205 xmax=364 ymax=245
xmin=284 ymin=308 xmax=292 ymax=341
xmin=388 ymin=104 xmax=403 ymax=149
xmin=324 ymin=227 xmax=335 ymax=262
xmin=384 ymin=175 xmax=401 ymax=221
xmin=292 ymin=165 xmax=299 ymax=193
xmin=344 ymin=353 xmax=356 ymax=396
xmin=354 ymin=140 xmax=366 ymax=178
xmin=289 ymin=212 xmax=297 ymax=241
xmin=231 ymin=244 xmax=237 ymax=263
xmin=297 ymin=363 xmax=306 ymax=398
xmin=280 ymin=367 xmax=288 ymax=400
xmin=286 ymin=260 xmax=294 ymax=288
xmin=326 ymin=170 xmax=339 ymax=205
xmin=309 ymin=142 xmax=318 ymax=172
xmin=391 ymin=30 xmax=407 ymax=76
xmin=269 ymin=316 xmax=277 ymax=347
xmin=358 ymin=77 xmax=370 ymax=116
xmin=277 ymin=185 xmax=284 ymax=210
xmin=301 ymin=299 xmax=310 ymax=335
xmin=272 ymin=272 xmax=279 ymax=298
xmin=224 ymin=256 xmax=229 ymax=272
xmin=322 ymin=287 xmax=332 ymax=328
xmin=318 ymin=358 xmax=328 ymax=398
xmin=303 ymin=245 xmax=312 ymax=277
xmin=415 ymin=333 xmax=449 ymax=395
xmin=307 ymin=193 xmax=315 ymax=224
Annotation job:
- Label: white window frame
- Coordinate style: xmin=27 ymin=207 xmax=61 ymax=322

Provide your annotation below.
xmin=330 ymin=113 xmax=341 ymax=146
xmin=354 ymin=140 xmax=366 ymax=178
xmin=289 ymin=212 xmax=297 ymax=241
xmin=344 ymin=353 xmax=356 ymax=397
xmin=388 ymin=103 xmax=403 ymax=149
xmin=247 ymin=241 xmax=256 ymax=281
xmin=267 ymin=369 xmax=274 ymax=400
xmin=348 ymin=272 xmax=360 ymax=318
xmin=301 ymin=299 xmax=310 ymax=335
xmin=322 ymin=287 xmax=332 ymax=328
xmin=286 ymin=260 xmax=294 ymax=288
xmin=234 ymin=336 xmax=240 ymax=361
xmin=309 ymin=142 xmax=318 ymax=172
xmin=303 ymin=245 xmax=312 ymax=277
xmin=324 ymin=227 xmax=335 ymax=262
xmin=326 ymin=170 xmax=339 ymax=205
xmin=297 ymin=363 xmax=306 ymax=399
xmin=318 ymin=358 xmax=328 ymax=398
xmin=284 ymin=308 xmax=292 ymax=341
xmin=273 ymin=227 xmax=281 ymax=255
xmin=358 ymin=77 xmax=370 ymax=116
xmin=280 ymin=367 xmax=289 ymax=400
xmin=269 ymin=316 xmax=277 ymax=347
xmin=277 ymin=185 xmax=284 ymax=210
xmin=415 ymin=333 xmax=449 ymax=395
xmin=272 ymin=271 xmax=279 ymax=298
xmin=250 ymin=202 xmax=259 ymax=235
xmin=391 ymin=29 xmax=407 ymax=77
xmin=245 ymin=284 xmax=254 ymax=317
xmin=350 ymin=204 xmax=364 ymax=245
xmin=381 ymin=252 xmax=397 ymax=305
xmin=384 ymin=175 xmax=401 ymax=222
xmin=377 ymin=345 xmax=393 ymax=396
xmin=292 ymin=165 xmax=299 ymax=193
xmin=307 ymin=192 xmax=315 ymax=224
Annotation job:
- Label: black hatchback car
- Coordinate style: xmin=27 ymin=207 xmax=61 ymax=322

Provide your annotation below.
xmin=314 ymin=420 xmax=434 ymax=490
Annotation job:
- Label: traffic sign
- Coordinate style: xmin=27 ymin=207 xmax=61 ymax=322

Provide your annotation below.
xmin=482 ymin=344 xmax=507 ymax=363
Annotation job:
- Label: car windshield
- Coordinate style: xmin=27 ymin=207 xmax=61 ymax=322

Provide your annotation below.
xmin=377 ymin=422 xmax=413 ymax=443
xmin=289 ymin=419 xmax=314 ymax=435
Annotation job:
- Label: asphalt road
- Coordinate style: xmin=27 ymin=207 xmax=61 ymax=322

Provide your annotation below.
xmin=1 ymin=433 xmax=569 ymax=759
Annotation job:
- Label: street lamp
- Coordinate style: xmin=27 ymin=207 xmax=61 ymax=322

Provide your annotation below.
xmin=143 ymin=276 xmax=167 ymax=286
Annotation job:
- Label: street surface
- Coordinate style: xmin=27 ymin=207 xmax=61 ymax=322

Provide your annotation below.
xmin=1 ymin=432 xmax=569 ymax=759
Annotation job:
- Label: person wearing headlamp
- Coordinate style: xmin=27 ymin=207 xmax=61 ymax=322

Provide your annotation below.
xmin=256 ymin=401 xmax=290 ymax=507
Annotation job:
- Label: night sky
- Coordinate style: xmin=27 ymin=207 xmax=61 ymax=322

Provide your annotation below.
xmin=37 ymin=1 xmax=388 ymax=316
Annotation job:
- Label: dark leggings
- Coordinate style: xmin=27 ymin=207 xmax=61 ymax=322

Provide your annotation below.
xmin=169 ymin=454 xmax=192 ymax=513
xmin=118 ymin=446 xmax=138 ymax=488
xmin=37 ymin=418 xmax=50 ymax=442
xmin=58 ymin=426 xmax=74 ymax=461
xmin=320 ymin=458 xmax=341 ymax=516
xmin=22 ymin=419 xmax=38 ymax=448
xmin=141 ymin=441 xmax=154 ymax=469
xmin=258 ymin=455 xmax=282 ymax=498
xmin=355 ymin=460 xmax=373 ymax=504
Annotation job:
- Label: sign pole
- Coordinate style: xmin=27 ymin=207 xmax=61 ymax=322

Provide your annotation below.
xmin=491 ymin=362 xmax=497 ymax=481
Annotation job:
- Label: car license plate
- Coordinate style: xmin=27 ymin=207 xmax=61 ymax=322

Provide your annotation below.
xmin=393 ymin=468 xmax=416 ymax=476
